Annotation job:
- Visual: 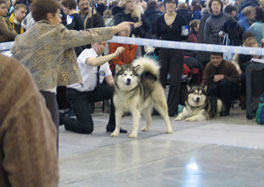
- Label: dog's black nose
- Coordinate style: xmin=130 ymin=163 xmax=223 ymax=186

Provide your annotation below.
xmin=196 ymin=98 xmax=200 ymax=102
xmin=126 ymin=78 xmax=131 ymax=85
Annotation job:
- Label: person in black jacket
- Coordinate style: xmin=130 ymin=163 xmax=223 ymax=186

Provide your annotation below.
xmin=144 ymin=0 xmax=161 ymax=38
xmin=77 ymin=0 xmax=105 ymax=29
xmin=156 ymin=0 xmax=189 ymax=116
xmin=113 ymin=0 xmax=151 ymax=38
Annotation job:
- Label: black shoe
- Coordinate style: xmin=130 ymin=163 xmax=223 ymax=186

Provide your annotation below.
xmin=220 ymin=110 xmax=230 ymax=116
xmin=106 ymin=127 xmax=127 ymax=133
xmin=169 ymin=113 xmax=177 ymax=117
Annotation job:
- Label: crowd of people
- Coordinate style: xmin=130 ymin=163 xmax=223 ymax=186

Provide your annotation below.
xmin=1 ymin=0 xmax=264 ymax=185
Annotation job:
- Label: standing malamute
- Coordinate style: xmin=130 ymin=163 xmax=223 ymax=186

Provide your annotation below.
xmin=175 ymin=85 xmax=223 ymax=121
xmin=111 ymin=57 xmax=173 ymax=138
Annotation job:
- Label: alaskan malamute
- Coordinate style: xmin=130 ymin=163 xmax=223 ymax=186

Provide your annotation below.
xmin=111 ymin=57 xmax=173 ymax=138
xmin=175 ymin=85 xmax=223 ymax=121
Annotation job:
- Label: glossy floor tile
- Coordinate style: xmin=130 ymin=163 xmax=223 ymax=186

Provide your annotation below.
xmin=59 ymin=108 xmax=264 ymax=187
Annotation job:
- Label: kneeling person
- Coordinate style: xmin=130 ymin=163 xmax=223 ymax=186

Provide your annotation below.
xmin=201 ymin=52 xmax=241 ymax=116
xmin=62 ymin=41 xmax=127 ymax=133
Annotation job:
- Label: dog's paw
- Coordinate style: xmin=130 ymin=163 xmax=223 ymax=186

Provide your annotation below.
xmin=141 ymin=126 xmax=149 ymax=132
xmin=111 ymin=130 xmax=120 ymax=137
xmin=175 ymin=115 xmax=184 ymax=121
xmin=129 ymin=131 xmax=138 ymax=138
xmin=185 ymin=117 xmax=196 ymax=121
xmin=166 ymin=128 xmax=173 ymax=134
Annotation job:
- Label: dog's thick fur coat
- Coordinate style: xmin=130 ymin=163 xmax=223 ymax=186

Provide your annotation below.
xmin=175 ymin=85 xmax=223 ymax=121
xmin=111 ymin=57 xmax=173 ymax=138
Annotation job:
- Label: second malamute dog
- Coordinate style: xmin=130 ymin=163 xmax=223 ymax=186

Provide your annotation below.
xmin=111 ymin=57 xmax=173 ymax=138
xmin=175 ymin=85 xmax=223 ymax=121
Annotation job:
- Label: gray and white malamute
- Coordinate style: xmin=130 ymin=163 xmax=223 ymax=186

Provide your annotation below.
xmin=175 ymin=85 xmax=223 ymax=121
xmin=111 ymin=57 xmax=173 ymax=138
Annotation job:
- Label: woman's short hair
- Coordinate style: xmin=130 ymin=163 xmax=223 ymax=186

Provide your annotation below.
xmin=30 ymin=0 xmax=61 ymax=22
xmin=207 ymin=0 xmax=223 ymax=14
xmin=61 ymin=0 xmax=77 ymax=10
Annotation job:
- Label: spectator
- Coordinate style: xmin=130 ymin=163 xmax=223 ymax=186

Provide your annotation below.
xmin=197 ymin=7 xmax=211 ymax=66
xmin=188 ymin=19 xmax=200 ymax=43
xmin=113 ymin=0 xmax=152 ymax=38
xmin=11 ymin=0 xmax=132 ymax=149
xmin=61 ymin=0 xmax=84 ymax=56
xmin=0 ymin=0 xmax=17 ymax=42
xmin=232 ymin=32 xmax=258 ymax=109
xmin=191 ymin=0 xmax=202 ymax=20
xmin=103 ymin=9 xmax=113 ymax=26
xmin=224 ymin=4 xmax=238 ymax=20
xmin=0 ymin=54 xmax=58 ymax=187
xmin=239 ymin=0 xmax=259 ymax=12
xmin=93 ymin=0 xmax=107 ymax=16
xmin=238 ymin=6 xmax=256 ymax=33
xmin=109 ymin=29 xmax=138 ymax=72
xmin=247 ymin=6 xmax=264 ymax=46
xmin=9 ymin=3 xmax=27 ymax=34
xmin=177 ymin=3 xmax=192 ymax=24
xmin=78 ymin=0 xmax=105 ymax=29
xmin=144 ymin=0 xmax=161 ymax=38
xmin=204 ymin=0 xmax=241 ymax=45
xmin=62 ymin=42 xmax=127 ymax=134
xmin=156 ymin=0 xmax=189 ymax=116
xmin=202 ymin=52 xmax=241 ymax=116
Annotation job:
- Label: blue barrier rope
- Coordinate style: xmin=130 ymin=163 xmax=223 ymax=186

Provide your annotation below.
xmin=1 ymin=36 xmax=263 ymax=56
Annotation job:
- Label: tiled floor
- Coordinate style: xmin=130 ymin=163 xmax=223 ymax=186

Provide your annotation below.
xmin=59 ymin=107 xmax=264 ymax=187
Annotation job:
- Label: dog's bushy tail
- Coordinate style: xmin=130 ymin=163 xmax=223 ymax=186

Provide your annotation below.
xmin=132 ymin=57 xmax=160 ymax=77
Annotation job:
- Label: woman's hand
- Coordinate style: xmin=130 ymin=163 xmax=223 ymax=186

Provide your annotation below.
xmin=112 ymin=22 xmax=134 ymax=34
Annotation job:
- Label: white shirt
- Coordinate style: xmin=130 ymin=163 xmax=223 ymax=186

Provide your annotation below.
xmin=68 ymin=48 xmax=112 ymax=92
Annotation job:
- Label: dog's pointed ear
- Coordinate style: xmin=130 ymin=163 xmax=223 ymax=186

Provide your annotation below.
xmin=133 ymin=65 xmax=140 ymax=73
xmin=187 ymin=85 xmax=191 ymax=91
xmin=203 ymin=86 xmax=208 ymax=92
xmin=115 ymin=65 xmax=121 ymax=73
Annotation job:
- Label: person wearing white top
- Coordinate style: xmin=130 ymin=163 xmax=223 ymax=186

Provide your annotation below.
xmin=61 ymin=41 xmax=127 ymax=134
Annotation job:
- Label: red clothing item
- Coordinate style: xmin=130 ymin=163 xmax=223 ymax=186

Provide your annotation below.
xmin=109 ymin=42 xmax=138 ymax=71
xmin=188 ymin=33 xmax=198 ymax=43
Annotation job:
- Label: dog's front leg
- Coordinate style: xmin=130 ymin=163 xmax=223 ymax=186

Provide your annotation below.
xmin=129 ymin=110 xmax=141 ymax=138
xmin=111 ymin=109 xmax=122 ymax=137
xmin=186 ymin=114 xmax=207 ymax=121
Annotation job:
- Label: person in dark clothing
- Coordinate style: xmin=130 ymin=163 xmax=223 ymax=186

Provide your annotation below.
xmin=62 ymin=42 xmax=127 ymax=134
xmin=77 ymin=0 xmax=105 ymax=29
xmin=224 ymin=4 xmax=238 ymax=20
xmin=232 ymin=32 xmax=259 ymax=109
xmin=191 ymin=0 xmax=202 ymax=20
xmin=202 ymin=52 xmax=241 ymax=116
xmin=176 ymin=3 xmax=192 ymax=24
xmin=197 ymin=7 xmax=211 ymax=67
xmin=144 ymin=0 xmax=161 ymax=38
xmin=156 ymin=0 xmax=189 ymax=116
xmin=93 ymin=0 xmax=106 ymax=16
xmin=113 ymin=0 xmax=152 ymax=38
